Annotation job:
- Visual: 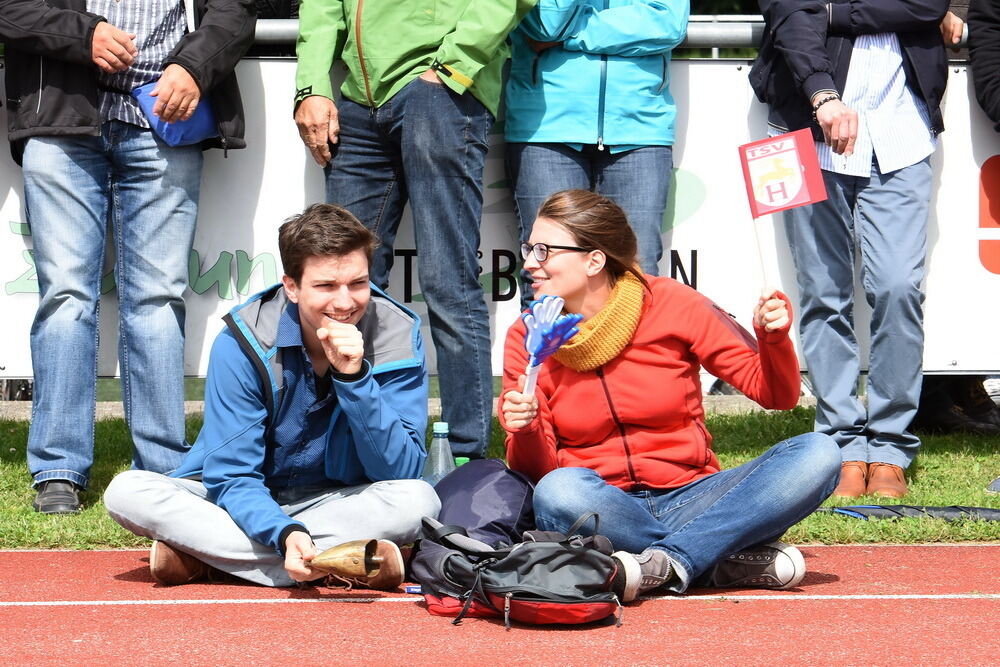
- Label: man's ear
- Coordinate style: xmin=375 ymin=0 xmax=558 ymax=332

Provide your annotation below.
xmin=585 ymin=249 xmax=607 ymax=277
xmin=281 ymin=274 xmax=300 ymax=303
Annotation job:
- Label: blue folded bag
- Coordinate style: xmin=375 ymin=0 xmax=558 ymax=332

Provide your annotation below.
xmin=131 ymin=80 xmax=218 ymax=147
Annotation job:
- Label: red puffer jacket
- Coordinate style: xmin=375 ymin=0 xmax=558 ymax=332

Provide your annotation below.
xmin=499 ymin=276 xmax=800 ymax=490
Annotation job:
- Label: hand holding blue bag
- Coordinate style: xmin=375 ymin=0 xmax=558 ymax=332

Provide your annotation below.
xmin=132 ymin=80 xmax=218 ymax=147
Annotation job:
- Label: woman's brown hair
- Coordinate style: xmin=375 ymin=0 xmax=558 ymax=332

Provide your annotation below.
xmin=535 ymin=189 xmax=648 ymax=288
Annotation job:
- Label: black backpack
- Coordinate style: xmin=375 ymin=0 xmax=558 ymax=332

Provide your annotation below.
xmin=414 ymin=513 xmax=623 ymax=628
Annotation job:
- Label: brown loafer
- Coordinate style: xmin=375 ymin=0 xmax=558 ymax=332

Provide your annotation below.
xmin=150 ymin=540 xmax=211 ymax=586
xmin=866 ymin=462 xmax=909 ymax=498
xmin=832 ymin=461 xmax=868 ymax=498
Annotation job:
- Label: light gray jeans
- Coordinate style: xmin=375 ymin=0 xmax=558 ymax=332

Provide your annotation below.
xmin=104 ymin=470 xmax=441 ymax=587
xmin=783 ymin=157 xmax=931 ymax=469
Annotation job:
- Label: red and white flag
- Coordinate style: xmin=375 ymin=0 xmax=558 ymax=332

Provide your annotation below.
xmin=739 ymin=128 xmax=827 ymax=218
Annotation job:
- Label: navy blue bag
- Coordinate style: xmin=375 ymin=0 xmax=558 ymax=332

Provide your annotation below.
xmin=430 ymin=458 xmax=535 ymax=547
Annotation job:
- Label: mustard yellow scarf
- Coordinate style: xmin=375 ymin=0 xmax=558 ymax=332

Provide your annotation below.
xmin=553 ymin=271 xmax=645 ymax=372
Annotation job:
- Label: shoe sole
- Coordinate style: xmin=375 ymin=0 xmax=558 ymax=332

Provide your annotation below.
xmin=611 ymin=551 xmax=642 ymax=603
xmin=374 ymin=540 xmax=405 ymax=590
xmin=149 ymin=540 xmax=168 ymax=585
xmin=32 ymin=503 xmax=80 ymax=514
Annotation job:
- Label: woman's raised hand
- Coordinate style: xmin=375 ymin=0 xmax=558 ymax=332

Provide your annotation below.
xmin=753 ymin=290 xmax=789 ymax=332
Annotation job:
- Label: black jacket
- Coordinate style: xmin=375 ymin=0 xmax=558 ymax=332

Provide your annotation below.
xmin=969 ymin=0 xmax=1000 ymax=129
xmin=749 ymin=0 xmax=950 ymax=141
xmin=0 ymin=0 xmax=255 ymax=164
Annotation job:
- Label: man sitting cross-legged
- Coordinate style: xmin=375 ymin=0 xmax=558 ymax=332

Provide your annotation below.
xmin=105 ymin=204 xmax=440 ymax=588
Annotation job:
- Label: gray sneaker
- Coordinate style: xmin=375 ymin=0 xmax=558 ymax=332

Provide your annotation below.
xmin=611 ymin=548 xmax=673 ymax=602
xmin=988 ymin=476 xmax=1000 ymax=494
xmin=707 ymin=541 xmax=805 ymax=590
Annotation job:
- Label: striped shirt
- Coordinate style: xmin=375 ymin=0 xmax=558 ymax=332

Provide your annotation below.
xmin=817 ymin=33 xmax=936 ymax=177
xmin=86 ymin=0 xmax=188 ymax=128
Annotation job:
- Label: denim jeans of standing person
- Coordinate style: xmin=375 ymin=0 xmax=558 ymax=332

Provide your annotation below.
xmin=532 ymin=432 xmax=840 ymax=592
xmin=324 ymin=78 xmax=493 ymax=458
xmin=506 ymin=142 xmax=673 ymax=308
xmin=784 ymin=158 xmax=930 ymax=469
xmin=23 ymin=121 xmax=202 ymax=489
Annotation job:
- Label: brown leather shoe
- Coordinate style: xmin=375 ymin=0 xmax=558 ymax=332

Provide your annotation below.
xmin=313 ymin=539 xmax=405 ymax=591
xmin=150 ymin=540 xmax=211 ymax=586
xmin=832 ymin=461 xmax=868 ymax=498
xmin=866 ymin=462 xmax=909 ymax=498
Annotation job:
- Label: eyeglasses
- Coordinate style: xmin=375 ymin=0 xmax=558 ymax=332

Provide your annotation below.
xmin=520 ymin=241 xmax=590 ymax=262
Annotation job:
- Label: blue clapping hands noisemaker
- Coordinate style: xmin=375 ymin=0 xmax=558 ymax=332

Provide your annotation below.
xmin=521 ymin=295 xmax=582 ymax=396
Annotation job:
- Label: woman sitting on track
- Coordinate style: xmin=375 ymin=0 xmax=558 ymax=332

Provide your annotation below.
xmin=499 ymin=189 xmax=840 ymax=602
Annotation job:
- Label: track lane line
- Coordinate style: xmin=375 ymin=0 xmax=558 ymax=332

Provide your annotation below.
xmin=4 ymin=593 xmax=998 ymax=607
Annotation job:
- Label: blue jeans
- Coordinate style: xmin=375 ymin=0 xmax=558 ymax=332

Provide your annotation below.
xmin=532 ymin=432 xmax=840 ymax=592
xmin=325 ymin=79 xmax=493 ymax=457
xmin=505 ymin=142 xmax=672 ymax=307
xmin=784 ymin=159 xmax=930 ymax=468
xmin=23 ymin=122 xmax=202 ymax=489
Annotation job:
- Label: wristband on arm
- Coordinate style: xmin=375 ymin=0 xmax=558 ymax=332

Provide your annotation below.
xmin=811 ymin=93 xmax=841 ymax=122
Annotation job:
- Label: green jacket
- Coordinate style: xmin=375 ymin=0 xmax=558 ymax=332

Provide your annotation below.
xmin=295 ymin=0 xmax=535 ymax=116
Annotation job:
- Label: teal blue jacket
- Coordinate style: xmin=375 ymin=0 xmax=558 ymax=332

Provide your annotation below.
xmin=504 ymin=0 xmax=689 ymax=149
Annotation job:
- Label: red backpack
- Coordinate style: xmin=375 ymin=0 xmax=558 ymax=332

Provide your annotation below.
xmin=414 ymin=514 xmax=623 ymax=628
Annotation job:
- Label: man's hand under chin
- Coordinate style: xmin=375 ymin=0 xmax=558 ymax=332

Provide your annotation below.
xmin=317 ymin=319 xmax=365 ymax=376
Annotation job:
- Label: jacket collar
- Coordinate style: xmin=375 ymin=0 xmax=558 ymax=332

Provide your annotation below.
xmin=274 ymin=302 xmax=305 ymax=349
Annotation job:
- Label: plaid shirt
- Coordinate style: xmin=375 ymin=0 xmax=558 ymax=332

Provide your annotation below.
xmin=86 ymin=0 xmax=188 ymax=128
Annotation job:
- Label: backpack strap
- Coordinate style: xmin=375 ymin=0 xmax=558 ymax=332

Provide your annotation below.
xmin=427 ymin=523 xmax=470 ymax=542
xmin=565 ymin=512 xmax=600 ymax=538
xmin=422 ymin=516 xmax=503 ymax=558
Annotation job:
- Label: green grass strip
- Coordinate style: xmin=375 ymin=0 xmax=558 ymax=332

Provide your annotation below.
xmin=1 ymin=408 xmax=997 ymax=549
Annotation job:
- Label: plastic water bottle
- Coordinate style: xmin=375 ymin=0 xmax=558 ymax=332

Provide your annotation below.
xmin=422 ymin=421 xmax=457 ymax=486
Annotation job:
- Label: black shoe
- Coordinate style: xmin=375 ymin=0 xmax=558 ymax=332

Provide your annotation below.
xmin=708 ymin=379 xmax=742 ymax=396
xmin=32 ymin=480 xmax=81 ymax=514
xmin=955 ymin=376 xmax=1000 ymax=428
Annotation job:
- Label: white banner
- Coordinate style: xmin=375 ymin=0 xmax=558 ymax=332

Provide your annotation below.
xmin=1 ymin=59 xmax=998 ymax=377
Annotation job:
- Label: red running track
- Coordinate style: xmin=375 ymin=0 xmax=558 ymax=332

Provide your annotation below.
xmin=1 ymin=545 xmax=998 ymax=665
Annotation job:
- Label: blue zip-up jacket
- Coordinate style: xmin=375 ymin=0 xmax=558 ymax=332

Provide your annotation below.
xmin=172 ymin=283 xmax=428 ymax=553
xmin=749 ymin=0 xmax=949 ymax=140
xmin=504 ymin=0 xmax=689 ymax=149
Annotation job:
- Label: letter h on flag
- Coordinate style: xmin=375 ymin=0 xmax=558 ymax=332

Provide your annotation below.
xmin=739 ymin=129 xmax=827 ymax=218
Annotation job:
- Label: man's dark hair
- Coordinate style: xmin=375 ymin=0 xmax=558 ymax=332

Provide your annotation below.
xmin=278 ymin=203 xmax=378 ymax=282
